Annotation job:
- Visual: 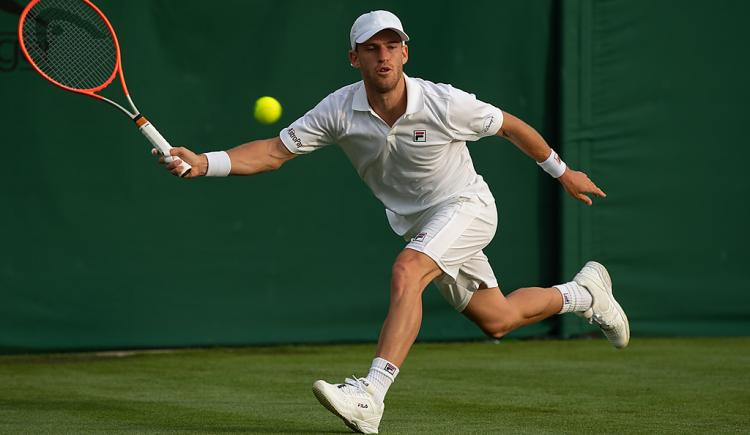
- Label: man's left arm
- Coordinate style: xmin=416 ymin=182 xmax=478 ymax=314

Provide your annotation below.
xmin=497 ymin=111 xmax=606 ymax=206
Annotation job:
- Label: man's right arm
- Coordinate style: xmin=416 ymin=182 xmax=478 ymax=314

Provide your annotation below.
xmin=160 ymin=136 xmax=297 ymax=178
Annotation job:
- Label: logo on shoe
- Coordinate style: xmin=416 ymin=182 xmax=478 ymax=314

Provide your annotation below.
xmin=358 ymin=403 xmax=369 ymax=408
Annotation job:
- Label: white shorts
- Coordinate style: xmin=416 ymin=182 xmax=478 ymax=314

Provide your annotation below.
xmin=401 ymin=195 xmax=499 ymax=312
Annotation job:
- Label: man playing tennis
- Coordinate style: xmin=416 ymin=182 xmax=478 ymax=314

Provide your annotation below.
xmin=158 ymin=10 xmax=629 ymax=434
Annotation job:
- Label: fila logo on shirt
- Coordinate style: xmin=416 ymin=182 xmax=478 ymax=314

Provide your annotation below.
xmin=412 ymin=232 xmax=427 ymax=242
xmin=413 ymin=130 xmax=427 ymax=142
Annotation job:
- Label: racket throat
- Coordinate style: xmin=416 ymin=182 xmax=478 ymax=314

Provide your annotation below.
xmin=133 ymin=113 xmax=147 ymax=126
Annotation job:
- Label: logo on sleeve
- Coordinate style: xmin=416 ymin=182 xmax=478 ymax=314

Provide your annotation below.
xmin=413 ymin=130 xmax=426 ymax=142
xmin=287 ymin=128 xmax=303 ymax=149
xmin=411 ymin=232 xmax=427 ymax=242
xmin=481 ymin=115 xmax=496 ymax=134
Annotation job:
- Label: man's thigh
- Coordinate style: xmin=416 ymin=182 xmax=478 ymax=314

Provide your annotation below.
xmin=432 ymin=250 xmax=499 ymax=311
xmin=404 ymin=195 xmax=498 ymax=283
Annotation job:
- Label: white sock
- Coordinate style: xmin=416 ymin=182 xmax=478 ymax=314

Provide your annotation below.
xmin=365 ymin=357 xmax=399 ymax=404
xmin=555 ymin=281 xmax=593 ymax=313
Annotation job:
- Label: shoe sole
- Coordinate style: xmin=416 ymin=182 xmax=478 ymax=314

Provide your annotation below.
xmin=582 ymin=261 xmax=630 ymax=349
xmin=312 ymin=382 xmax=366 ymax=434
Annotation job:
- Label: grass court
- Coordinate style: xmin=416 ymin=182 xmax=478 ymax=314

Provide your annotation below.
xmin=1 ymin=338 xmax=748 ymax=434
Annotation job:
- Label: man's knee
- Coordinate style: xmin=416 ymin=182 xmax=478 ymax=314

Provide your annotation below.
xmin=390 ymin=250 xmax=441 ymax=300
xmin=480 ymin=318 xmax=519 ymax=339
xmin=474 ymin=308 xmax=523 ymax=339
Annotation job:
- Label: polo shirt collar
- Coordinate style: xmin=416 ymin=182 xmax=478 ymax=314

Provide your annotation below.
xmin=352 ymin=74 xmax=424 ymax=115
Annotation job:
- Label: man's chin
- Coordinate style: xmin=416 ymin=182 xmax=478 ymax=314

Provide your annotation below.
xmin=367 ymin=73 xmax=402 ymax=93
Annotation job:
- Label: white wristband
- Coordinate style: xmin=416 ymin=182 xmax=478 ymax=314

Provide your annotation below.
xmin=537 ymin=149 xmax=567 ymax=178
xmin=204 ymin=151 xmax=231 ymax=177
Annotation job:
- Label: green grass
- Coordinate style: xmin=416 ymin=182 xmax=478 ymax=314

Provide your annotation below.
xmin=0 ymin=338 xmax=748 ymax=434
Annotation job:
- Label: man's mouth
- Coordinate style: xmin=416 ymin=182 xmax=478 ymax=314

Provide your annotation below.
xmin=377 ymin=66 xmax=392 ymax=75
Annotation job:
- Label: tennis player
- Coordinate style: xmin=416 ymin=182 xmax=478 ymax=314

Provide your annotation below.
xmin=157 ymin=10 xmax=629 ymax=434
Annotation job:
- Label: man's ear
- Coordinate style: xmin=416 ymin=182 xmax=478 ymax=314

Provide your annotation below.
xmin=348 ymin=50 xmax=359 ymax=68
xmin=402 ymin=44 xmax=409 ymax=65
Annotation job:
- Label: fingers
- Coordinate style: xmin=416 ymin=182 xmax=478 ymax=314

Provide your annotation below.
xmin=170 ymin=147 xmax=192 ymax=161
xmin=588 ymin=181 xmax=606 ymax=198
xmin=565 ymin=170 xmax=606 ymax=204
xmin=152 ymin=148 xmax=167 ymax=165
xmin=166 ymin=158 xmax=187 ymax=177
xmin=152 ymin=147 xmax=192 ymax=177
xmin=576 ymin=193 xmax=593 ymax=206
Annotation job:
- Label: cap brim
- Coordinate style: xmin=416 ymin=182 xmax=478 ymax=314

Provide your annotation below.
xmin=355 ymin=27 xmax=410 ymax=46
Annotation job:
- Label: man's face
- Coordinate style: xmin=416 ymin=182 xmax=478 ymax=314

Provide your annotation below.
xmin=349 ymin=29 xmax=409 ymax=93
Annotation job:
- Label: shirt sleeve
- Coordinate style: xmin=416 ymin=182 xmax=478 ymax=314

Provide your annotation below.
xmin=446 ymin=86 xmax=504 ymax=142
xmin=279 ymin=93 xmax=339 ymax=154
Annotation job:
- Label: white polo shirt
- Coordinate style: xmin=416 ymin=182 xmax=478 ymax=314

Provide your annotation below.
xmin=279 ymin=75 xmax=503 ymax=235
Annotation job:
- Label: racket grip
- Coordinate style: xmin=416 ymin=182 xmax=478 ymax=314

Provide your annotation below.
xmin=136 ymin=117 xmax=192 ymax=177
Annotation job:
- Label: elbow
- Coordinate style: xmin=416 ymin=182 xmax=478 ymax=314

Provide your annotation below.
xmin=268 ymin=160 xmax=283 ymax=171
xmin=265 ymin=156 xmax=286 ymax=172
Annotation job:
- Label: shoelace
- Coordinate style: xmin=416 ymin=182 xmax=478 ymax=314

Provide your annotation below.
xmin=590 ymin=313 xmax=615 ymax=330
xmin=338 ymin=375 xmax=370 ymax=398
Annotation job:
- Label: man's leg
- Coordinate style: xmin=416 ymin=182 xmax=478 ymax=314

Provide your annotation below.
xmin=375 ymin=248 xmax=443 ymax=366
xmin=462 ymin=286 xmax=563 ymax=338
xmin=313 ymin=196 xmax=499 ymax=433
xmin=311 ymin=248 xmax=442 ymax=435
xmin=461 ymin=262 xmax=629 ymax=347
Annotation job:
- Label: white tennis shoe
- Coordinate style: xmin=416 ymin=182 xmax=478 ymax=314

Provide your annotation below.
xmin=574 ymin=261 xmax=630 ymax=348
xmin=313 ymin=376 xmax=384 ymax=434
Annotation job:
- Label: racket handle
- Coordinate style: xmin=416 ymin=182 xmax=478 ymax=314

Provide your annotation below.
xmin=135 ymin=116 xmax=192 ymax=177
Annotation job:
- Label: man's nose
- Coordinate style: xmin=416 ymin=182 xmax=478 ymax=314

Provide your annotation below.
xmin=378 ymin=46 xmax=390 ymax=61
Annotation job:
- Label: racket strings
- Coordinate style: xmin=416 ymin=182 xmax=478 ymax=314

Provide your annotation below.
xmin=22 ymin=0 xmax=117 ymax=91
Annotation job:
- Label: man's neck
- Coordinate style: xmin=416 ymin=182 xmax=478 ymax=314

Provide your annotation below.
xmin=365 ymin=76 xmax=407 ymax=127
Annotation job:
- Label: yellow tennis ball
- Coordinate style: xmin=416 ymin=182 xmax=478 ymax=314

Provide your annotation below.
xmin=254 ymin=96 xmax=282 ymax=124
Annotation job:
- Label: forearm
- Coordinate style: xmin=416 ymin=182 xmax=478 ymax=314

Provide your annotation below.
xmin=495 ymin=112 xmax=606 ymax=205
xmin=210 ymin=137 xmax=293 ymax=176
xmin=497 ymin=112 xmax=553 ymax=162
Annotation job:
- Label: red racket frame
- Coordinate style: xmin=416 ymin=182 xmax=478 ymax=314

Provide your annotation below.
xmin=18 ymin=0 xmax=134 ymax=113
xmin=17 ymin=0 xmax=191 ymax=176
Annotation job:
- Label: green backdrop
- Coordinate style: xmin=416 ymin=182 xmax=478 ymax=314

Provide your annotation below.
xmin=0 ymin=0 xmax=558 ymax=352
xmin=560 ymin=0 xmax=750 ymax=337
xmin=2 ymin=0 xmax=747 ymax=353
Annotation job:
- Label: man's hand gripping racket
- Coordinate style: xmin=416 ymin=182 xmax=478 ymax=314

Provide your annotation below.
xmin=18 ymin=0 xmax=191 ymax=177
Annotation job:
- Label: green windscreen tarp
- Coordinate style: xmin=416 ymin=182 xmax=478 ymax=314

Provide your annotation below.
xmin=0 ymin=0 xmax=558 ymax=352
xmin=560 ymin=0 xmax=750 ymax=337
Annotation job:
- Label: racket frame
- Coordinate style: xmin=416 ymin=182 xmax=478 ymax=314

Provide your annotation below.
xmin=17 ymin=0 xmax=191 ymax=176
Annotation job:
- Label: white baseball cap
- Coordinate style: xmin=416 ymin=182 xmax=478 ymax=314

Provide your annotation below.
xmin=350 ymin=10 xmax=410 ymax=50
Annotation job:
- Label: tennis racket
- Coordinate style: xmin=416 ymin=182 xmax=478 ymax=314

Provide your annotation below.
xmin=17 ymin=0 xmax=191 ymax=177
